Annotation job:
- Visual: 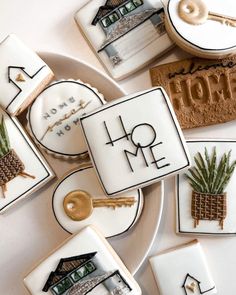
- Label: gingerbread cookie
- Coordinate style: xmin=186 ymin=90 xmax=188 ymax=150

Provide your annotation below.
xmin=52 ymin=164 xmax=143 ymax=237
xmin=0 ymin=108 xmax=54 ymax=213
xmin=80 ymin=87 xmax=190 ymax=196
xmin=75 ymin=0 xmax=173 ymax=80
xmin=150 ymin=56 xmax=236 ymax=129
xmin=150 ymin=240 xmax=217 ymax=295
xmin=176 ymin=140 xmax=236 ymax=236
xmin=27 ymin=79 xmax=105 ymax=159
xmin=165 ymin=0 xmax=236 ymax=59
xmin=24 ymin=226 xmax=141 ymax=295
xmin=0 ymin=34 xmax=54 ymax=115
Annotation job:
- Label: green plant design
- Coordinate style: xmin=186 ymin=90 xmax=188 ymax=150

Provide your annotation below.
xmin=0 ymin=116 xmax=10 ymax=158
xmin=185 ymin=147 xmax=236 ymax=194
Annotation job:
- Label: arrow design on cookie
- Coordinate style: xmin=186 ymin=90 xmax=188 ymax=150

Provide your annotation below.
xmin=40 ymin=100 xmax=92 ymax=141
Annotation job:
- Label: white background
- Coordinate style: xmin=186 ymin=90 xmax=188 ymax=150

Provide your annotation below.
xmin=1 ymin=0 xmax=236 ymax=294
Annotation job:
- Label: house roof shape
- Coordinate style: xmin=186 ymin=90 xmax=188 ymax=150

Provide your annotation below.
xmin=182 ymin=273 xmax=216 ymax=295
xmin=42 ymin=252 xmax=97 ymax=292
xmin=92 ymin=0 xmax=128 ymax=25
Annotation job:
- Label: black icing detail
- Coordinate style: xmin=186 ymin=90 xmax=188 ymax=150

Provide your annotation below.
xmin=51 ymin=165 xmax=141 ymax=238
xmin=130 ymin=123 xmax=156 ymax=148
xmin=182 ymin=273 xmax=216 ymax=294
xmin=0 ymin=111 xmax=51 ymax=212
xmin=124 ymin=143 xmax=149 ymax=173
xmin=177 ymin=139 xmax=236 ymax=235
xmin=6 ymin=65 xmax=46 ymax=110
xmin=150 ymin=142 xmax=170 ymax=169
xmin=28 ymin=80 xmax=105 ymax=157
xmin=166 ymin=0 xmax=236 ymax=53
xmin=80 ymin=88 xmax=190 ymax=196
xmin=105 ymin=116 xmax=131 ymax=146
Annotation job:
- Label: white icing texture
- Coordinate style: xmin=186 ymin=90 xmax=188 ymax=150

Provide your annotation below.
xmin=0 ymin=34 xmax=53 ymax=115
xmin=52 ymin=165 xmax=143 ymax=237
xmin=177 ymin=140 xmax=236 ymax=235
xmin=28 ymin=80 xmax=105 ymax=158
xmin=0 ymin=108 xmax=54 ymax=213
xmin=166 ymin=0 xmax=236 ymax=57
xmin=150 ymin=241 xmax=217 ymax=295
xmin=24 ymin=226 xmax=142 ymax=295
xmin=80 ymin=87 xmax=190 ymax=196
xmin=75 ymin=0 xmax=173 ymax=80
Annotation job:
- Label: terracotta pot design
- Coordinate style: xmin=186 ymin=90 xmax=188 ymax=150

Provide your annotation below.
xmin=191 ymin=191 xmax=227 ymax=229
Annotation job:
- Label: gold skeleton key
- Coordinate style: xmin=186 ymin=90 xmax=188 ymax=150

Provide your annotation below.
xmin=178 ymin=0 xmax=236 ymax=27
xmin=63 ymin=190 xmax=136 ymax=221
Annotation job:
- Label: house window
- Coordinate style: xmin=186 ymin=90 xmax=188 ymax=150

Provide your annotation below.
xmin=52 ymin=278 xmax=73 ymax=295
xmin=109 ymin=12 xmax=120 ymax=23
xmin=133 ymin=0 xmax=143 ymax=7
xmin=101 ymin=11 xmax=119 ymax=28
xmin=119 ymin=6 xmax=129 ymax=16
xmin=125 ymin=1 xmax=136 ymax=12
xmin=70 ymin=261 xmax=96 ymax=283
xmin=101 ymin=16 xmax=112 ymax=28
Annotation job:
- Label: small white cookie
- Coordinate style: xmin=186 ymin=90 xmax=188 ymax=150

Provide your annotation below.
xmin=0 ymin=34 xmax=54 ymax=115
xmin=24 ymin=226 xmax=142 ymax=295
xmin=27 ymin=79 xmax=106 ymax=160
xmin=165 ymin=0 xmax=236 ymax=59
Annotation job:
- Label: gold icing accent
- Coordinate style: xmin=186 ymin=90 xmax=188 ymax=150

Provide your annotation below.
xmin=15 ymin=73 xmax=26 ymax=82
xmin=40 ymin=99 xmax=92 ymax=141
xmin=178 ymin=0 xmax=236 ymax=27
xmin=63 ymin=190 xmax=136 ymax=221
xmin=186 ymin=282 xmax=196 ymax=293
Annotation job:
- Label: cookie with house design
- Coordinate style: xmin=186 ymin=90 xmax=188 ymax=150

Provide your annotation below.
xmin=24 ymin=226 xmax=142 ymax=295
xmin=80 ymin=87 xmax=190 ymax=196
xmin=27 ymin=79 xmax=106 ymax=159
xmin=0 ymin=34 xmax=54 ymax=115
xmin=150 ymin=240 xmax=217 ymax=295
xmin=176 ymin=140 xmax=236 ymax=236
xmin=0 ymin=108 xmax=54 ymax=213
xmin=75 ymin=0 xmax=173 ymax=80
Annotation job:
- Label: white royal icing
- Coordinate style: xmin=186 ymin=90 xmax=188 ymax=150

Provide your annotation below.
xmin=24 ymin=226 xmax=142 ymax=295
xmin=28 ymin=79 xmax=106 ymax=159
xmin=166 ymin=0 xmax=236 ymax=58
xmin=177 ymin=140 xmax=236 ymax=236
xmin=80 ymin=87 xmax=191 ymax=196
xmin=0 ymin=108 xmax=54 ymax=213
xmin=75 ymin=0 xmax=173 ymax=80
xmin=0 ymin=34 xmax=53 ymax=115
xmin=52 ymin=164 xmax=143 ymax=237
xmin=150 ymin=240 xmax=217 ymax=295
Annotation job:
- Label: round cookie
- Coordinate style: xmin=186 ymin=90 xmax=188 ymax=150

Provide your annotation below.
xmin=52 ymin=164 xmax=144 ymax=238
xmin=165 ymin=0 xmax=236 ymax=59
xmin=27 ymin=79 xmax=105 ymax=159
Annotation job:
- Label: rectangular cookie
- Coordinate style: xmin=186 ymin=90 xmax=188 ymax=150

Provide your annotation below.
xmin=24 ymin=226 xmax=141 ymax=295
xmin=0 ymin=108 xmax=54 ymax=213
xmin=150 ymin=240 xmax=217 ymax=295
xmin=0 ymin=34 xmax=54 ymax=115
xmin=150 ymin=57 xmax=236 ymax=129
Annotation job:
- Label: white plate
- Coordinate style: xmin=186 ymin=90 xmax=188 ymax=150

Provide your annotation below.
xmin=0 ymin=52 xmax=164 ymax=295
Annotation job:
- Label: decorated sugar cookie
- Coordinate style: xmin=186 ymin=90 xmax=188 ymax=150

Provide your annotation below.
xmin=176 ymin=140 xmax=236 ymax=236
xmin=75 ymin=0 xmax=173 ymax=80
xmin=80 ymin=87 xmax=190 ymax=196
xmin=27 ymin=79 xmax=105 ymax=159
xmin=0 ymin=108 xmax=54 ymax=213
xmin=165 ymin=0 xmax=236 ymax=59
xmin=52 ymin=164 xmax=143 ymax=237
xmin=0 ymin=34 xmax=54 ymax=115
xmin=150 ymin=240 xmax=217 ymax=295
xmin=24 ymin=226 xmax=142 ymax=295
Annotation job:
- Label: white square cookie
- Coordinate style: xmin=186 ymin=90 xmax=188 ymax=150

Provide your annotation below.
xmin=0 ymin=108 xmax=54 ymax=213
xmin=80 ymin=87 xmax=190 ymax=196
xmin=75 ymin=0 xmax=173 ymax=80
xmin=150 ymin=240 xmax=217 ymax=295
xmin=0 ymin=34 xmax=54 ymax=115
xmin=24 ymin=226 xmax=141 ymax=295
xmin=176 ymin=140 xmax=236 ymax=236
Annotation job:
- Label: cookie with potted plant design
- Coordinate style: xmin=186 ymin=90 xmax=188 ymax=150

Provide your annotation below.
xmin=176 ymin=140 xmax=236 ymax=235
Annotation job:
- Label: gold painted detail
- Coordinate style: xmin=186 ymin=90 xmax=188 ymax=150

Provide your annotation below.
xmin=63 ymin=190 xmax=136 ymax=221
xmin=15 ymin=73 xmax=26 ymax=82
xmin=186 ymin=282 xmax=196 ymax=293
xmin=40 ymin=99 xmax=92 ymax=140
xmin=178 ymin=0 xmax=236 ymax=27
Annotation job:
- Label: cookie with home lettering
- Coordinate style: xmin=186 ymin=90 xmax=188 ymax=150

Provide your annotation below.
xmin=165 ymin=0 xmax=236 ymax=59
xmin=27 ymin=79 xmax=106 ymax=159
xmin=150 ymin=56 xmax=236 ymax=129
xmin=75 ymin=0 xmax=173 ymax=80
